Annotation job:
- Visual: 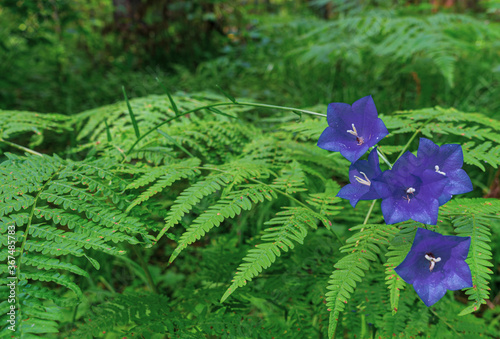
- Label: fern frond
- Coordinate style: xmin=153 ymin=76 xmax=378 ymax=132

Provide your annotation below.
xmin=162 ymin=172 xmax=234 ymax=233
xmin=305 ymin=180 xmax=343 ymax=219
xmin=221 ymin=207 xmax=329 ymax=303
xmin=22 ymin=255 xmax=89 ymax=277
xmin=70 ymin=291 xmax=276 ymax=339
xmin=125 ymin=158 xmax=201 ymax=212
xmin=242 ymin=136 xmax=289 ymax=168
xmin=429 ymin=300 xmax=487 ymax=337
xmin=0 ymin=110 xmax=70 ymax=149
xmin=378 ymin=289 xmax=413 ymax=338
xmin=125 ymin=166 xmax=169 ymax=190
xmin=279 ymin=117 xmax=325 ymax=141
xmin=283 ymin=141 xmax=351 ymax=179
xmin=270 ymin=161 xmax=307 ymax=194
xmin=438 ymin=198 xmax=497 ymax=315
xmin=169 ymin=184 xmax=277 ymax=263
xmin=452 ymin=216 xmax=493 ymax=315
xmin=0 ymin=153 xmax=151 ymax=337
xmin=22 ymin=271 xmax=83 ymax=300
xmin=74 ymin=92 xmax=254 ymax=162
xmin=34 ymin=207 xmax=140 ymax=244
xmin=326 ymin=224 xmax=398 ymax=338
xmin=384 ymin=222 xmax=420 ymax=315
xmin=162 ymin=160 xmax=273 ymax=236
xmin=461 ymin=141 xmax=500 ymax=171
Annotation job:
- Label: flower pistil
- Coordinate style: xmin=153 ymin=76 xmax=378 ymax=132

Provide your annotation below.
xmin=424 ymin=252 xmax=442 ymax=271
xmin=403 ymin=187 xmax=416 ymax=203
xmin=346 ymin=124 xmax=364 ymax=145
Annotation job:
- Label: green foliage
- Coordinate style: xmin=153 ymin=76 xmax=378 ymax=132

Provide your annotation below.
xmin=0 ymin=89 xmax=498 ymax=338
xmin=0 ymin=153 xmax=152 ymax=338
xmin=71 ymin=292 xmax=277 ymax=339
xmin=221 ymin=206 xmax=332 ymax=303
xmin=441 ymin=199 xmax=500 ymax=316
xmin=326 ymin=224 xmax=398 ymax=337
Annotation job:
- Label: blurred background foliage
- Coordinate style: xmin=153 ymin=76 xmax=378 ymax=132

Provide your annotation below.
xmin=0 ymin=0 xmax=498 ymax=116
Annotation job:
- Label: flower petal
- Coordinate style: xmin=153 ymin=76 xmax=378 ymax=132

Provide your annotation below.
xmin=319 ymin=96 xmax=388 ymax=162
xmin=327 ymin=102 xmax=353 ymax=127
xmin=337 ymin=184 xmax=368 ymax=208
xmin=443 ymin=259 xmax=473 ymax=290
xmin=395 ymin=228 xmax=473 ymax=307
xmin=413 ymin=272 xmax=448 ymax=307
xmin=352 ymin=95 xmax=378 ymax=122
xmin=337 ymin=148 xmax=382 ymax=207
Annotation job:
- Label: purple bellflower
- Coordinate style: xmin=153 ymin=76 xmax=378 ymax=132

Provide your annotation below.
xmin=317 ymin=96 xmax=389 ymax=163
xmin=395 ymin=228 xmax=472 ymax=307
xmin=372 ymin=151 xmax=448 ymax=225
xmin=337 ymin=148 xmax=382 ymax=208
xmin=416 ymin=138 xmax=473 ymax=206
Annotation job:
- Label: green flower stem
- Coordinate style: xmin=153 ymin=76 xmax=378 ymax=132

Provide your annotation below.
xmin=363 ymin=200 xmax=377 ymax=225
xmin=126 ymin=101 xmax=324 ymax=156
xmin=0 ymin=138 xmax=43 ymax=156
xmin=376 ymin=148 xmax=393 ymax=169
xmin=395 ymin=116 xmax=436 ymax=161
xmin=236 ymin=101 xmax=326 ymax=117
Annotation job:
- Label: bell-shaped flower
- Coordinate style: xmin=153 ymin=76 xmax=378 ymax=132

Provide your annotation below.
xmin=337 ymin=148 xmax=382 ymax=207
xmin=416 ymin=138 xmax=473 ymax=206
xmin=317 ymin=96 xmax=389 ymax=163
xmin=372 ymin=151 xmax=448 ymax=225
xmin=394 ymin=228 xmax=472 ymax=307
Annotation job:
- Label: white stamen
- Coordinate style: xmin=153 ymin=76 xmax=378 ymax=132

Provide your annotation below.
xmin=435 ymin=165 xmax=446 ymax=176
xmin=354 ymin=171 xmax=371 ymax=186
xmin=425 ymin=254 xmax=441 ymax=272
xmin=347 ymin=123 xmax=358 ymax=136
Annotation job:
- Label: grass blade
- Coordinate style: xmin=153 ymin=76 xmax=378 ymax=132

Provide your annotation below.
xmin=216 ymin=84 xmax=237 ymax=103
xmin=122 ymin=86 xmax=141 ymax=139
xmin=207 ymin=106 xmax=238 ymax=119
xmin=156 ymin=77 xmax=180 ymax=116
xmin=157 ymin=129 xmax=194 ymax=158
xmin=104 ymin=120 xmax=112 ymax=142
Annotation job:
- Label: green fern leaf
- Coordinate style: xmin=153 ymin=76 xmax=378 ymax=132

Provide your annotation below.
xmin=326 ymin=224 xmax=398 ymax=338
xmin=440 ymin=199 xmax=496 ymax=315
xmin=125 ymin=158 xmax=201 ymax=212
xmin=23 ymin=271 xmax=83 ymax=300
xmin=169 ymin=185 xmax=277 ymax=263
xmin=221 ymin=207 xmax=327 ymax=303
xmin=22 ymin=254 xmax=89 ymax=277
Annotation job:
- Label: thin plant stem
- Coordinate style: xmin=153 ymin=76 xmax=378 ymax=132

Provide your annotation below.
xmin=363 ymin=200 xmax=377 ymax=225
xmin=98 ymin=276 xmax=116 ymax=293
xmin=126 ymin=101 xmax=324 ymax=156
xmin=236 ymin=101 xmax=326 ymax=117
xmin=376 ymin=148 xmax=393 ymax=169
xmin=355 ymin=200 xmax=377 ymax=248
xmin=396 ymin=116 xmax=436 ymax=161
xmin=0 ymin=138 xmax=43 ymax=156
xmin=429 ymin=308 xmax=462 ymax=337
xmin=132 ymin=246 xmax=158 ymax=294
